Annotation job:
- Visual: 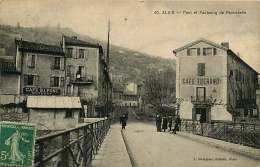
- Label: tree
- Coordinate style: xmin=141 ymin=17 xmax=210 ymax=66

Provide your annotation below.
xmin=143 ymin=68 xmax=175 ymax=115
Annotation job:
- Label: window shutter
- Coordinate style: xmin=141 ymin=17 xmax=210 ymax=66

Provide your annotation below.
xmin=50 ymin=77 xmax=54 ymax=87
xmin=202 ymin=64 xmax=205 ymax=76
xmin=35 ymin=75 xmax=40 ymax=86
xmin=197 ymin=48 xmax=200 ymax=56
xmin=27 ymin=54 xmax=32 ymax=67
xmin=203 ymin=48 xmax=206 ymax=56
xmin=197 ymin=64 xmax=201 ymax=76
xmin=75 ymin=48 xmax=78 ymax=59
xmin=187 ymin=49 xmax=190 ymax=56
xmin=51 ymin=57 xmax=54 ymax=69
xmin=60 ymin=58 xmax=65 ymax=70
xmin=24 ymin=75 xmax=28 ymax=85
xmin=60 ymin=77 xmax=65 ymax=87
xmin=213 ymin=48 xmax=217 ymax=55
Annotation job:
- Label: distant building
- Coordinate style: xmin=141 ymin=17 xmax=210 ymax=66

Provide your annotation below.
xmin=174 ymin=39 xmax=258 ymax=123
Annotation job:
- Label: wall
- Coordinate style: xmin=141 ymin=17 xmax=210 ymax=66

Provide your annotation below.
xmin=0 ymin=74 xmax=20 ymax=95
xmin=20 ymin=51 xmax=65 ymax=95
xmin=176 ymin=41 xmax=231 ymax=121
xmin=227 ymin=53 xmax=258 ymax=118
xmin=28 ymin=108 xmax=79 ymax=130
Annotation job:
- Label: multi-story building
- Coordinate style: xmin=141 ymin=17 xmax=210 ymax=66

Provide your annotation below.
xmin=174 ymin=39 xmax=258 ymax=123
xmin=15 ymin=39 xmax=65 ymax=96
xmin=61 ymin=36 xmax=112 ymax=117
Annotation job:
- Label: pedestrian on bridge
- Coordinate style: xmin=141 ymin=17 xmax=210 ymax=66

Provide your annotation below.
xmin=168 ymin=116 xmax=173 ymax=132
xmin=155 ymin=114 xmax=162 ymax=132
xmin=120 ymin=114 xmax=127 ymax=129
xmin=172 ymin=115 xmax=181 ymax=134
xmin=162 ymin=116 xmax=168 ymax=132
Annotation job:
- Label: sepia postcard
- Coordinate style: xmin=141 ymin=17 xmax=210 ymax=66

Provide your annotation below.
xmin=0 ymin=0 xmax=260 ymax=167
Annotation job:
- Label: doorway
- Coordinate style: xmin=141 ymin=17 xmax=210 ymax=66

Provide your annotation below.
xmin=195 ymin=108 xmax=208 ymax=123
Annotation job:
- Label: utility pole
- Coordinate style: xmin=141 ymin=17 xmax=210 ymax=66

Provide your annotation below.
xmin=106 ymin=19 xmax=110 ymax=117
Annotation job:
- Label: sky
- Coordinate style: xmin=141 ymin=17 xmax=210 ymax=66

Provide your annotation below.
xmin=0 ymin=0 xmax=259 ymax=72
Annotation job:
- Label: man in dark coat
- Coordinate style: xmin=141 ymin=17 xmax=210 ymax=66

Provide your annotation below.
xmin=120 ymin=114 xmax=127 ymax=129
xmin=155 ymin=114 xmax=162 ymax=132
xmin=162 ymin=116 xmax=168 ymax=132
xmin=172 ymin=115 xmax=181 ymax=134
xmin=168 ymin=116 xmax=173 ymax=132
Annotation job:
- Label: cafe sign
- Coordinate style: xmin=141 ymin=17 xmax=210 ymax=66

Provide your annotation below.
xmin=23 ymin=87 xmax=61 ymax=95
xmin=182 ymin=77 xmax=221 ymax=85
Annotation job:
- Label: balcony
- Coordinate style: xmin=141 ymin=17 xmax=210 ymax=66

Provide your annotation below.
xmin=70 ymin=75 xmax=94 ymax=85
xmin=191 ymin=96 xmax=213 ymax=105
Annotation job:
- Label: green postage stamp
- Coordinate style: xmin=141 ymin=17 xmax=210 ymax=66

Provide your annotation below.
xmin=0 ymin=121 xmax=36 ymax=167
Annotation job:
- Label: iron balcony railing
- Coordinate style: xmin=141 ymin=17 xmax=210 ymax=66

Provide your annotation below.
xmin=179 ymin=119 xmax=260 ymax=149
xmin=34 ymin=118 xmax=110 ymax=167
xmin=190 ymin=96 xmax=212 ymax=104
xmin=70 ymin=75 xmax=94 ymax=84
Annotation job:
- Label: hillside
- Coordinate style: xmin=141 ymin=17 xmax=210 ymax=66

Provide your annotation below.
xmin=0 ymin=24 xmax=175 ymax=84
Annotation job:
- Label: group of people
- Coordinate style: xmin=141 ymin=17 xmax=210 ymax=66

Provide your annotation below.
xmin=156 ymin=114 xmax=181 ymax=134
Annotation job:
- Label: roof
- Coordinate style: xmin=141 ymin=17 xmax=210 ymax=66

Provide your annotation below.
xmin=15 ymin=39 xmax=64 ymax=56
xmin=27 ymin=96 xmax=81 ymax=109
xmin=0 ymin=61 xmax=20 ymax=74
xmin=173 ymin=38 xmax=228 ymax=53
xmin=63 ymin=36 xmax=100 ymax=48
xmin=227 ymin=50 xmax=258 ymax=74
xmin=173 ymin=38 xmax=258 ymax=74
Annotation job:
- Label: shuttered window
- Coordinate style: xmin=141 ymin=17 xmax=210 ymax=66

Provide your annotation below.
xmin=197 ymin=63 xmax=205 ymax=76
xmin=79 ymin=49 xmax=84 ymax=58
xmin=187 ymin=48 xmax=190 ymax=56
xmin=27 ymin=54 xmax=36 ymax=68
xmin=54 ymin=57 xmax=61 ymax=70
xmin=197 ymin=48 xmax=200 ymax=55
xmin=24 ymin=74 xmax=38 ymax=86
xmin=50 ymin=77 xmax=63 ymax=87
xmin=66 ymin=48 xmax=73 ymax=58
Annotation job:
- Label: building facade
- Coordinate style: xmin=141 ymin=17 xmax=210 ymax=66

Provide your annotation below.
xmin=174 ymin=39 xmax=258 ymax=123
xmin=62 ymin=36 xmax=112 ymax=117
xmin=15 ymin=39 xmax=66 ymax=96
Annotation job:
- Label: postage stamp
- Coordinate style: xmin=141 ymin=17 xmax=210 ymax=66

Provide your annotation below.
xmin=0 ymin=121 xmax=36 ymax=167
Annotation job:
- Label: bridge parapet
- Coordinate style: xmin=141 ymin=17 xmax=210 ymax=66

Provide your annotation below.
xmin=34 ymin=118 xmax=110 ymax=167
xmin=180 ymin=120 xmax=260 ymax=149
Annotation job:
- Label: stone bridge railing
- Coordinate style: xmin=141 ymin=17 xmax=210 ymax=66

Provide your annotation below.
xmin=34 ymin=118 xmax=110 ymax=167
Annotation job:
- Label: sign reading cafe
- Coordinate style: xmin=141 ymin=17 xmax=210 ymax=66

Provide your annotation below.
xmin=23 ymin=87 xmax=61 ymax=95
xmin=182 ymin=77 xmax=221 ymax=85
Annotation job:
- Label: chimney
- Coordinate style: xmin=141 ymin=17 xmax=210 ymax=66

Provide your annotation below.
xmin=221 ymin=42 xmax=229 ymax=49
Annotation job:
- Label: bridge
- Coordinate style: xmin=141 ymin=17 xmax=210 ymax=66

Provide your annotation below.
xmin=34 ymin=118 xmax=260 ymax=167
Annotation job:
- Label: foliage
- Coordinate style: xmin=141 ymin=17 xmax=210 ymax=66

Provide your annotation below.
xmin=143 ymin=68 xmax=176 ymax=114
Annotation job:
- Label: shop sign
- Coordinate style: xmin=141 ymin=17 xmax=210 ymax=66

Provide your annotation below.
xmin=182 ymin=77 xmax=221 ymax=85
xmin=23 ymin=87 xmax=61 ymax=95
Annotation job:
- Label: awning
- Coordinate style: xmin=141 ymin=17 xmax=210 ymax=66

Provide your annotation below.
xmin=27 ymin=96 xmax=81 ymax=109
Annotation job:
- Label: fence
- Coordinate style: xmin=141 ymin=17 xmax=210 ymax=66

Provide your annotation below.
xmin=34 ymin=118 xmax=110 ymax=167
xmin=180 ymin=120 xmax=260 ymax=148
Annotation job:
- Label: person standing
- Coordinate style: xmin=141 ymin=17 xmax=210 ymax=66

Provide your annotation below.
xmin=172 ymin=115 xmax=181 ymax=134
xmin=168 ymin=116 xmax=173 ymax=132
xmin=120 ymin=114 xmax=127 ymax=129
xmin=162 ymin=116 xmax=168 ymax=132
xmin=155 ymin=114 xmax=162 ymax=132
